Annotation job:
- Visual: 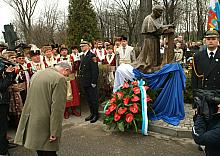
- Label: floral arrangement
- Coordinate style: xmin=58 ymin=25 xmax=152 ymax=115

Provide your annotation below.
xmin=103 ymin=80 xmax=157 ymax=133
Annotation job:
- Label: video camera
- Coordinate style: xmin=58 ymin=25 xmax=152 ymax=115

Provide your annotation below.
xmin=194 ymin=89 xmax=220 ymax=118
xmin=0 ymin=56 xmax=16 ymax=72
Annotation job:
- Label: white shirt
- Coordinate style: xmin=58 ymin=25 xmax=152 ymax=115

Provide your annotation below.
xmin=207 ymin=48 xmax=217 ymax=58
xmin=83 ymin=50 xmax=89 ymax=56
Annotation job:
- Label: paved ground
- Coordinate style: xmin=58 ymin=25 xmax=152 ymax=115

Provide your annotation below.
xmin=8 ymin=103 xmax=203 ymax=156
xmin=149 ymin=104 xmax=194 ymax=138
xmin=9 ymin=122 xmax=203 ymax=156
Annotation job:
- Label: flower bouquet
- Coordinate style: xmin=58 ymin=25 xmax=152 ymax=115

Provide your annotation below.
xmin=103 ymin=80 xmax=157 ymax=133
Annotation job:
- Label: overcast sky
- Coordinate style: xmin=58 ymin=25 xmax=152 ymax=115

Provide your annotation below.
xmin=0 ymin=0 xmax=69 ymax=41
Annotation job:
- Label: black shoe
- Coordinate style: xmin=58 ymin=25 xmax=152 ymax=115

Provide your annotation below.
xmin=85 ymin=114 xmax=94 ymax=121
xmin=8 ymin=143 xmax=17 ymax=149
xmin=90 ymin=115 xmax=99 ymax=123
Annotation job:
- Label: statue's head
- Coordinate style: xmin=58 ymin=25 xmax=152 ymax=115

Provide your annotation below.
xmin=152 ymin=5 xmax=164 ymax=18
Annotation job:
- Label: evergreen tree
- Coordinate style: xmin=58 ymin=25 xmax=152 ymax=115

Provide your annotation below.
xmin=67 ymin=0 xmax=99 ymax=46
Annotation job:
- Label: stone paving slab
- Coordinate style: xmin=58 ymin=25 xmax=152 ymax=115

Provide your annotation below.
xmin=149 ymin=104 xmax=194 ymax=138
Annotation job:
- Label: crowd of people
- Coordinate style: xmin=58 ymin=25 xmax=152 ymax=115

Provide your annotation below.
xmin=0 ymin=28 xmax=220 ymax=155
xmin=0 ymin=35 xmax=139 ymax=156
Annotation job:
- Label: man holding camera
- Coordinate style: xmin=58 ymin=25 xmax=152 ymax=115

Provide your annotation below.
xmin=0 ymin=64 xmax=16 ymax=156
xmin=192 ymin=92 xmax=220 ymax=155
xmin=191 ymin=29 xmax=220 ymax=155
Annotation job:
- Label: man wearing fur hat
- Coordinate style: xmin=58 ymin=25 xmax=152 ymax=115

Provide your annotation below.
xmin=27 ymin=49 xmax=45 ymax=78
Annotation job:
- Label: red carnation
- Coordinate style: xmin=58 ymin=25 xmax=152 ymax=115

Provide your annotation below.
xmin=126 ymin=113 xmax=134 ymax=123
xmin=105 ymin=109 xmax=111 ymax=116
xmin=109 ymin=103 xmax=117 ymax=112
xmin=122 ymin=82 xmax=129 ymax=89
xmin=131 ymin=95 xmax=140 ymax=102
xmin=129 ymin=103 xmax=138 ymax=114
xmin=114 ymin=113 xmax=121 ymax=121
xmin=110 ymin=97 xmax=116 ymax=104
xmin=133 ymin=87 xmax=140 ymax=94
xmin=117 ymin=92 xmax=124 ymax=99
xmin=118 ymin=107 xmax=127 ymax=115
xmin=123 ymin=97 xmax=130 ymax=105
xmin=131 ymin=81 xmax=138 ymax=86
xmin=144 ymin=86 xmax=150 ymax=91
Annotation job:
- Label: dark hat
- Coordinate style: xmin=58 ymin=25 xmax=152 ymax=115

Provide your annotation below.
xmin=16 ymin=51 xmax=25 ymax=58
xmin=80 ymin=41 xmax=90 ymax=47
xmin=51 ymin=44 xmax=58 ymax=49
xmin=121 ymin=35 xmax=127 ymax=41
xmin=30 ymin=49 xmax=41 ymax=57
xmin=204 ymin=29 xmax=219 ymax=38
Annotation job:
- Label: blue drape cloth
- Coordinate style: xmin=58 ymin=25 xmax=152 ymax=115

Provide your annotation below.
xmin=133 ymin=63 xmax=186 ymax=126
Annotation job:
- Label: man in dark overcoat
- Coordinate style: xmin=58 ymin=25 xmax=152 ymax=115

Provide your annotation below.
xmin=192 ymin=29 xmax=220 ymax=103
xmin=79 ymin=41 xmax=99 ymax=123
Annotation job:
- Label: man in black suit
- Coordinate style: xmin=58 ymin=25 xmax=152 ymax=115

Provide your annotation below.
xmin=79 ymin=41 xmax=99 ymax=123
xmin=192 ymin=29 xmax=220 ymax=99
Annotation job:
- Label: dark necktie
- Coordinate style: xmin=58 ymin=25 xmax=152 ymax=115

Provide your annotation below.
xmin=209 ymin=52 xmax=214 ymax=63
xmin=123 ymin=47 xmax=126 ymax=56
xmin=63 ymin=58 xmax=68 ymax=60
xmin=109 ymin=54 xmax=112 ymax=60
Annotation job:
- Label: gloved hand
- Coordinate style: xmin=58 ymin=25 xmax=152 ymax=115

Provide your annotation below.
xmin=91 ymin=84 xmax=96 ymax=88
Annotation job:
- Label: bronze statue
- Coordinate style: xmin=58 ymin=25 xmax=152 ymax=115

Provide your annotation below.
xmin=132 ymin=5 xmax=174 ymax=73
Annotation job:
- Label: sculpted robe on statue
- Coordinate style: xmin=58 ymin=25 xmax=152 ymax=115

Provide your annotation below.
xmin=132 ymin=5 xmax=174 ymax=73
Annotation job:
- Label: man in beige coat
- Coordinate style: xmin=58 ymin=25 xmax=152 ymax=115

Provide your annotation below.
xmin=14 ymin=61 xmax=71 ymax=156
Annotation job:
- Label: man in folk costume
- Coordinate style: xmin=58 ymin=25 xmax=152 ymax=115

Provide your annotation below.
xmin=57 ymin=45 xmax=80 ymax=118
xmin=15 ymin=52 xmax=29 ymax=104
xmin=92 ymin=40 xmax=98 ymax=54
xmin=42 ymin=45 xmax=56 ymax=68
xmin=27 ymin=49 xmax=45 ymax=78
xmin=116 ymin=36 xmax=136 ymax=66
xmin=93 ymin=40 xmax=107 ymax=65
xmin=16 ymin=43 xmax=32 ymax=64
xmin=51 ymin=44 xmax=59 ymax=60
